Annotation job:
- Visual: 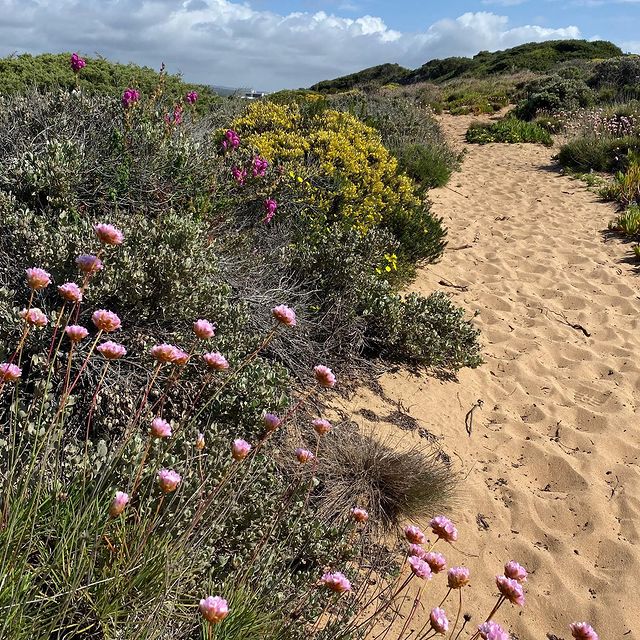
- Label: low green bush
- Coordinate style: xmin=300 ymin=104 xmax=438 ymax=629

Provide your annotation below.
xmin=465 ymin=117 xmax=553 ymax=146
xmin=515 ymin=75 xmax=594 ymax=120
xmin=609 ymin=204 xmax=640 ymax=236
xmin=557 ymin=135 xmax=640 ymax=172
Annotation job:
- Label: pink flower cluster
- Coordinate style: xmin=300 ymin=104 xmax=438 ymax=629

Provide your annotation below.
xmin=314 ymin=365 xmax=336 ymax=388
xmin=151 ymin=417 xmax=172 ymax=439
xmin=312 ymin=418 xmax=331 ymax=435
xmin=76 ymin=254 xmax=103 ymax=274
xmin=122 ymin=88 xmax=140 ymax=108
xmin=321 ymin=571 xmax=351 ymax=593
xmin=109 ymin=491 xmax=129 ymax=517
xmin=70 ymin=52 xmax=86 ymax=73
xmin=94 ymin=223 xmax=124 ymax=246
xmin=232 ymin=166 xmax=247 ymax=185
xmin=185 ymin=90 xmax=198 ymax=104
xmin=263 ymin=413 xmax=281 ymax=432
xmin=65 ymin=325 xmax=88 ymax=342
xmin=404 ymin=524 xmax=426 ymax=545
xmin=92 ymin=310 xmax=121 ymax=332
xmin=157 ymin=468 xmax=181 ymax=493
xmin=0 ymin=362 xmax=21 ymax=383
xmin=295 ymin=448 xmax=314 ymax=463
xmin=263 ymin=198 xmax=277 ymax=224
xmin=58 ymin=282 xmax=83 ymax=303
xmin=408 ymin=555 xmax=432 ymax=580
xmin=193 ymin=319 xmax=215 ymax=339
xmin=478 ymin=621 xmax=510 ymax=640
xmin=232 ymin=438 xmax=251 ymax=460
xmin=203 ymin=351 xmax=229 ymax=370
xmin=26 ymin=267 xmax=51 ymax=290
xmin=570 ymin=622 xmax=598 ymax=640
xmin=199 ymin=595 xmax=229 ymax=623
xmin=430 ymin=515 xmax=458 ymax=543
xmin=97 ymin=340 xmax=126 ymax=360
xmin=272 ymin=304 xmax=296 ymax=327
xmin=350 ymin=507 xmax=368 ymax=523
xmin=430 ymin=607 xmax=449 ymax=634
xmin=151 ymin=343 xmax=189 ymax=365
xmin=222 ymin=129 xmax=240 ymax=151
xmin=496 ymin=575 xmax=525 ymax=606
xmin=252 ymin=156 xmax=268 ymax=178
xmin=20 ymin=308 xmax=48 ymax=328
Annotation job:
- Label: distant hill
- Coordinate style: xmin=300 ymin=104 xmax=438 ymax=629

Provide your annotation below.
xmin=310 ymin=40 xmax=624 ymax=93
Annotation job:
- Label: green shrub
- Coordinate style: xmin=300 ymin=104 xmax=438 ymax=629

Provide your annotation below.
xmin=609 ymin=205 xmax=640 ymax=237
xmin=589 ymin=56 xmax=640 ymax=101
xmin=600 ymin=155 xmax=640 ymax=206
xmin=395 ymin=143 xmax=454 ymax=188
xmin=515 ymin=75 xmax=595 ymax=120
xmin=465 ymin=117 xmax=553 ymax=146
xmin=558 ymin=135 xmax=640 ymax=172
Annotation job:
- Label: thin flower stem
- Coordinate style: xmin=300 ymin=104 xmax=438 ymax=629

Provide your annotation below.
xmin=130 ymin=437 xmax=153 ymax=499
xmin=45 ymin=302 xmax=66 ymax=365
xmin=397 ymin=585 xmax=423 ymax=640
xmin=467 ymin=596 xmax=505 ymax=640
xmin=66 ymin=331 xmax=102 ymax=395
xmin=352 ymin=574 xmax=414 ymax=634
xmin=448 ymin=590 xmax=462 ymax=640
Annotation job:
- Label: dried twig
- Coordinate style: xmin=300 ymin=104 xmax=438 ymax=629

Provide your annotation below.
xmin=465 ymin=399 xmax=484 ymax=436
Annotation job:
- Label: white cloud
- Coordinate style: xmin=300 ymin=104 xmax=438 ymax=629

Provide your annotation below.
xmin=0 ymin=1 xmax=584 ymax=90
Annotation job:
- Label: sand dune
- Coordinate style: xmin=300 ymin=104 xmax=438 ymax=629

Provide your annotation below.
xmin=343 ymin=114 xmax=640 ymax=638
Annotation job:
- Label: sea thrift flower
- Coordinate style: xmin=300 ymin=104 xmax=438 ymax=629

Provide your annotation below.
xmin=314 ymin=365 xmax=336 ymax=388
xmin=203 ymin=351 xmax=229 ymax=370
xmin=478 ymin=621 xmax=510 ymax=640
xmin=425 ymin=551 xmax=447 ymax=573
xmin=252 ymin=155 xmax=268 ymax=177
xmin=408 ymin=555 xmax=432 ymax=580
xmin=271 ymin=304 xmax=296 ymax=327
xmin=26 ymin=267 xmax=51 ymax=290
xmin=172 ymin=348 xmax=190 ymax=366
xmin=122 ymin=88 xmax=140 ymax=108
xmin=65 ymin=325 xmax=89 ymax=342
xmin=496 ymin=575 xmax=525 ymax=606
xmin=570 ymin=622 xmax=598 ymax=640
xmin=196 ymin=432 xmax=205 ymax=450
xmin=97 ymin=341 xmax=127 ymax=360
xmin=58 ymin=282 xmax=83 ymax=303
xmin=70 ymin=52 xmax=86 ymax=72
xmin=92 ymin=310 xmax=121 ymax=332
xmin=222 ymin=129 xmax=240 ymax=150
xmin=263 ymin=198 xmax=277 ymax=223
xmin=108 ymin=491 xmax=129 ymax=517
xmin=312 ymin=418 xmax=331 ymax=435
xmin=157 ymin=468 xmax=181 ymax=493
xmin=151 ymin=417 xmax=172 ymax=439
xmin=232 ymin=438 xmax=251 ymax=461
xmin=185 ymin=90 xmax=198 ymax=104
xmin=94 ymin=223 xmax=124 ymax=246
xmin=504 ymin=560 xmax=527 ymax=583
xmin=76 ymin=254 xmax=103 ymax=274
xmin=295 ymin=448 xmax=314 ymax=463
xmin=350 ymin=507 xmax=369 ymax=523
xmin=193 ymin=319 xmax=215 ymax=339
xmin=447 ymin=567 xmax=470 ymax=589
xmin=430 ymin=607 xmax=449 ymax=634
xmin=321 ymin=572 xmax=351 ymax=594
xmin=199 ymin=595 xmax=229 ymax=624
xmin=0 ymin=363 xmax=21 ymax=383
xmin=409 ymin=544 xmax=426 ymax=558
xmin=430 ymin=515 xmax=458 ymax=543
xmin=151 ymin=343 xmax=180 ymax=364
xmin=404 ymin=525 xmax=426 ymax=545
xmin=231 ymin=166 xmax=247 ymax=185
xmin=263 ymin=413 xmax=281 ymax=432
xmin=20 ymin=308 xmax=48 ymax=327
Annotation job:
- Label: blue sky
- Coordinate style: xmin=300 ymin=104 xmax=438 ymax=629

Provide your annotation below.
xmin=0 ymin=0 xmax=638 ymax=90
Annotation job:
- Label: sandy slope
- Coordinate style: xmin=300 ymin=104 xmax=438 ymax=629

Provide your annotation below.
xmin=342 ymin=114 xmax=640 ymax=639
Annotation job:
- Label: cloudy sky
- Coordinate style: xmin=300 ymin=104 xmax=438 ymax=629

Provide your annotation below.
xmin=0 ymin=0 xmax=638 ymax=90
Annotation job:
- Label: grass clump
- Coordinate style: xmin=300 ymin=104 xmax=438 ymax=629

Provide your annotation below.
xmin=465 ymin=117 xmax=553 ymax=146
xmin=557 ymin=134 xmax=640 ymax=172
xmin=609 ymin=204 xmax=640 ymax=236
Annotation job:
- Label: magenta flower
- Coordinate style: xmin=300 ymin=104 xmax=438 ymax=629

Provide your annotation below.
xmin=478 ymin=621 xmax=510 ymax=640
xmin=151 ymin=417 xmax=172 ymax=439
xmin=408 ymin=555 xmax=432 ymax=580
xmin=263 ymin=412 xmax=282 ymax=432
xmin=186 ymin=90 xmax=198 ymax=104
xmin=196 ymin=432 xmax=205 ymax=450
xmin=97 ymin=341 xmax=127 ymax=360
xmin=295 ymin=448 xmax=314 ymax=463
xmin=108 ymin=491 xmax=129 ymax=517
xmin=231 ymin=166 xmax=247 ymax=185
xmin=263 ymin=198 xmax=277 ymax=224
xmin=404 ymin=525 xmax=426 ymax=545
xmin=430 ymin=607 xmax=449 ymax=634
xmin=65 ymin=325 xmax=89 ymax=342
xmin=252 ymin=155 xmax=268 ymax=178
xmin=70 ymin=52 xmax=86 ymax=72
xmin=25 ymin=267 xmax=51 ymax=290
xmin=504 ymin=560 xmax=527 ymax=583
xmin=199 ymin=595 xmax=229 ymax=623
xmin=193 ymin=319 xmax=215 ymax=340
xmin=312 ymin=418 xmax=332 ymax=435
xmin=122 ymin=88 xmax=140 ymax=108
xmin=350 ymin=507 xmax=369 ymax=523
xmin=271 ymin=304 xmax=296 ymax=327
xmin=76 ymin=254 xmax=104 ymax=274
xmin=570 ymin=622 xmax=598 ymax=640
xmin=222 ymin=129 xmax=240 ymax=151
xmin=20 ymin=308 xmax=48 ymax=328
xmin=0 ymin=363 xmax=21 ymax=383
xmin=58 ymin=282 xmax=83 ymax=303
xmin=232 ymin=438 xmax=252 ymax=461
xmin=425 ymin=551 xmax=447 ymax=573
xmin=496 ymin=575 xmax=525 ymax=607
xmin=92 ymin=310 xmax=121 ymax=332
xmin=321 ymin=572 xmax=351 ymax=594
xmin=157 ymin=468 xmax=181 ymax=493
xmin=94 ymin=223 xmax=124 ymax=246
xmin=203 ymin=351 xmax=229 ymax=371
xmin=447 ymin=566 xmax=470 ymax=589
xmin=408 ymin=544 xmax=425 ymax=558
xmin=172 ymin=348 xmax=190 ymax=365
xmin=314 ymin=364 xmax=336 ymax=388
xmin=429 ymin=515 xmax=458 ymax=543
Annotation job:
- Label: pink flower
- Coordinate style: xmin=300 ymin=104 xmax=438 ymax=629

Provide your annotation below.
xmin=58 ymin=282 xmax=83 ymax=303
xmin=151 ymin=343 xmax=180 ymax=363
xmin=20 ymin=308 xmax=48 ymax=328
xmin=222 ymin=129 xmax=240 ymax=151
xmin=478 ymin=621 xmax=510 ymax=640
xmin=231 ymin=166 xmax=247 ymax=185
xmin=252 ymin=155 xmax=268 ymax=178
xmin=430 ymin=607 xmax=449 ymax=634
xmin=232 ymin=438 xmax=251 ymax=461
xmin=321 ymin=572 xmax=351 ymax=594
xmin=312 ymin=418 xmax=331 ymax=435
xmin=199 ymin=596 xmax=229 ymax=623
xmin=350 ymin=507 xmax=369 ymax=523
xmin=193 ymin=319 xmax=215 ymax=340
xmin=504 ymin=561 xmax=527 ymax=583
xmin=0 ymin=363 xmax=21 ymax=383
xmin=496 ymin=575 xmax=525 ymax=607
xmin=122 ymin=88 xmax=140 ymax=108
xmin=263 ymin=413 xmax=282 ymax=432
xmin=94 ymin=223 xmax=124 ymax=246
xmin=186 ymin=90 xmax=198 ymax=104
xmin=109 ymin=491 xmax=129 ymax=517
xmin=76 ymin=254 xmax=103 ymax=274
xmin=157 ymin=468 xmax=181 ymax=493
xmin=92 ymin=310 xmax=121 ymax=332
xmin=408 ymin=555 xmax=432 ymax=580
xmin=151 ymin=417 xmax=172 ymax=439
xmin=172 ymin=348 xmax=190 ymax=366
xmin=408 ymin=544 xmax=425 ymax=558
xmin=263 ymin=199 xmax=277 ymax=223
xmin=70 ymin=52 xmax=86 ymax=72
xmin=314 ymin=365 xmax=336 ymax=388
xmin=404 ymin=525 xmax=426 ymax=545
xmin=295 ymin=448 xmax=314 ymax=463
xmin=447 ymin=567 xmax=470 ymax=589
xmin=26 ymin=267 xmax=51 ymax=290
xmin=425 ymin=551 xmax=447 ymax=573
xmin=570 ymin=622 xmax=598 ymax=640
xmin=97 ymin=341 xmax=127 ymax=360
xmin=65 ymin=325 xmax=89 ymax=342
xmin=271 ymin=304 xmax=296 ymax=327
xmin=429 ymin=515 xmax=458 ymax=543
xmin=203 ymin=351 xmax=229 ymax=370
xmin=196 ymin=432 xmax=205 ymax=450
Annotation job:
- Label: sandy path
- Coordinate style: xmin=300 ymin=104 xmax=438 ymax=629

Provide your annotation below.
xmin=344 ymin=114 xmax=640 ymax=639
